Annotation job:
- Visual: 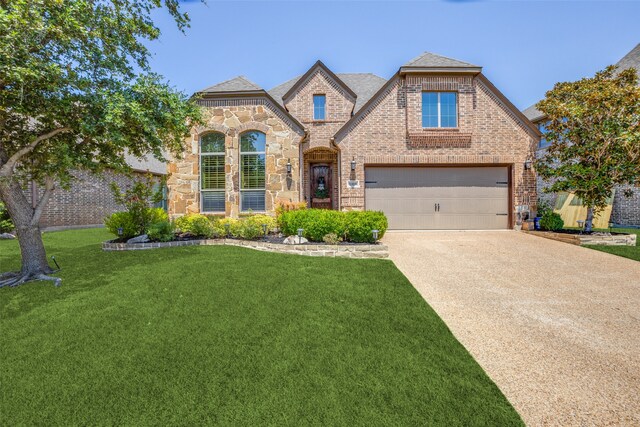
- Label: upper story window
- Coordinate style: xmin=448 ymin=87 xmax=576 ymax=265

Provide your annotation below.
xmin=200 ymin=132 xmax=226 ymax=213
xmin=240 ymin=131 xmax=266 ymax=212
xmin=422 ymin=92 xmax=457 ymax=128
xmin=313 ymin=94 xmax=326 ymax=120
xmin=538 ymin=121 xmax=550 ymax=149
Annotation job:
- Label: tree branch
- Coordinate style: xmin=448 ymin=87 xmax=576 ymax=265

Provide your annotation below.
xmin=0 ymin=127 xmax=71 ymax=177
xmin=30 ymin=176 xmax=55 ymax=226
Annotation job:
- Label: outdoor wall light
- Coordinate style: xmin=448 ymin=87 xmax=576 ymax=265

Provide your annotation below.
xmin=372 ymin=229 xmax=379 ymax=242
xmin=524 ymin=158 xmax=533 ymax=170
xmin=350 ymin=158 xmax=356 ymax=171
xmin=117 ymin=227 xmax=123 ymax=237
xmin=286 ymin=159 xmax=292 ymax=175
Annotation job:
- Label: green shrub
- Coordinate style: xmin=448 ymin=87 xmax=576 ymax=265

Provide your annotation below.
xmin=345 ymin=211 xmax=388 ymax=243
xmin=236 ymin=214 xmax=276 ymax=240
xmin=146 ymin=220 xmax=174 ymax=242
xmin=540 ymin=210 xmax=564 ymax=231
xmin=212 ymin=217 xmax=240 ymax=237
xmin=0 ymin=202 xmax=14 ymax=233
xmin=322 ymin=233 xmax=342 ymax=245
xmin=104 ymin=211 xmax=139 ymax=239
xmin=279 ymin=209 xmax=347 ymax=242
xmin=174 ymin=214 xmax=216 ymax=238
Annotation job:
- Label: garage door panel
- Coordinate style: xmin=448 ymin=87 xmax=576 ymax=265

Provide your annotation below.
xmin=365 ymin=166 xmax=509 ymax=230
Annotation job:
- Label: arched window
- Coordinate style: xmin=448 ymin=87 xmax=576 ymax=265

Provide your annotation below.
xmin=200 ymin=132 xmax=225 ymax=212
xmin=240 ymin=131 xmax=266 ymax=212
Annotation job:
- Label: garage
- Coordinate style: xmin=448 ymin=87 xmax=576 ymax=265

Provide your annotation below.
xmin=365 ymin=166 xmax=510 ymax=230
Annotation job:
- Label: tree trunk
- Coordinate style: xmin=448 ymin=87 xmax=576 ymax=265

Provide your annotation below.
xmin=0 ymin=178 xmax=56 ymax=286
xmin=585 ymin=207 xmax=595 ymax=233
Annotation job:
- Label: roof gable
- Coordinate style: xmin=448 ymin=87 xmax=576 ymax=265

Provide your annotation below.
xmin=198 ymin=76 xmax=262 ymax=94
xmin=281 ymin=60 xmax=357 ymax=104
xmin=400 ymin=52 xmax=482 ymax=73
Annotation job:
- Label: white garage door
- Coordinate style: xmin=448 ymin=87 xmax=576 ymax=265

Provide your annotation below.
xmin=365 ymin=166 xmax=510 ymax=230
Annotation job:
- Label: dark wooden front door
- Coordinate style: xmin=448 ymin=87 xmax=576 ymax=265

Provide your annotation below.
xmin=311 ymin=164 xmax=332 ymax=209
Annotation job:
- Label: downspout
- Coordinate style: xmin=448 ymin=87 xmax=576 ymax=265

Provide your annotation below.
xmin=330 ymin=137 xmax=341 ymax=211
xmin=299 ymin=129 xmax=309 ymax=204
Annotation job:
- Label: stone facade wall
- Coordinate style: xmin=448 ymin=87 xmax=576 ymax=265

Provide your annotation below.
xmin=167 ymin=98 xmax=304 ymax=218
xmin=336 ymin=74 xmax=538 ymax=222
xmin=25 ymin=169 xmax=151 ymax=229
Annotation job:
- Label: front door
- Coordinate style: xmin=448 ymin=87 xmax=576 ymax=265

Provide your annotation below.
xmin=311 ymin=164 xmax=332 ymax=209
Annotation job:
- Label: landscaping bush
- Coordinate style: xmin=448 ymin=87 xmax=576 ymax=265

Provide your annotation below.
xmin=146 ymin=220 xmax=174 ymax=242
xmin=345 ymin=211 xmax=388 ymax=243
xmin=174 ymin=214 xmax=216 ymax=238
xmin=235 ymin=214 xmax=276 ymax=240
xmin=0 ymin=202 xmax=14 ymax=233
xmin=322 ymin=233 xmax=342 ymax=245
xmin=104 ymin=212 xmax=139 ymax=239
xmin=279 ymin=209 xmax=347 ymax=242
xmin=212 ymin=217 xmax=240 ymax=237
xmin=539 ymin=210 xmax=565 ymax=231
xmin=110 ymin=174 xmax=166 ymax=235
xmin=275 ymin=200 xmax=307 ymax=219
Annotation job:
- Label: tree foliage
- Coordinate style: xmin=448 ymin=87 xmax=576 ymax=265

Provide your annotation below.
xmin=0 ymin=0 xmax=203 ymax=286
xmin=535 ymin=66 xmax=640 ymax=228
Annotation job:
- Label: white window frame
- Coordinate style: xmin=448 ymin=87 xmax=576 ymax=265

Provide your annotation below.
xmin=422 ymin=92 xmax=457 ymax=128
xmin=200 ymin=133 xmax=226 ymax=213
xmin=240 ymin=131 xmax=266 ymax=213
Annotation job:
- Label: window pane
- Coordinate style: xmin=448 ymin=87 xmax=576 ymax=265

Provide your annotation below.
xmin=241 ymin=153 xmax=265 ymax=189
xmin=201 ymin=155 xmax=225 ymax=190
xmin=241 ymin=190 xmax=265 ymax=212
xmin=202 ymin=191 xmax=225 ymax=212
xmin=240 ymin=131 xmax=266 ymax=153
xmin=422 ymin=92 xmax=438 ymax=127
xmin=201 ymin=133 xmax=225 ymax=153
xmin=440 ymin=92 xmax=457 ymax=128
xmin=313 ymin=95 xmax=326 ymax=120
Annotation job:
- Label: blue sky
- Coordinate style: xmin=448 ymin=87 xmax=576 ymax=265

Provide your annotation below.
xmin=148 ymin=1 xmax=640 ymax=110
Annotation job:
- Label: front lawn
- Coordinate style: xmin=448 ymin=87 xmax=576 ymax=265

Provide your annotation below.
xmin=584 ymin=227 xmax=640 ymax=261
xmin=0 ymin=228 xmax=521 ymax=425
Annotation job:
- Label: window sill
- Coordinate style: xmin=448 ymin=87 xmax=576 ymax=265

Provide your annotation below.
xmin=421 ymin=127 xmax=460 ymax=132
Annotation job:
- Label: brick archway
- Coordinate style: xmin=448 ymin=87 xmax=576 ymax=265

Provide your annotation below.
xmin=303 ymin=148 xmax=339 ymax=210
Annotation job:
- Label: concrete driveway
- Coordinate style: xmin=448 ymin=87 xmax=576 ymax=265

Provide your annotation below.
xmin=384 ymin=231 xmax=640 ymax=426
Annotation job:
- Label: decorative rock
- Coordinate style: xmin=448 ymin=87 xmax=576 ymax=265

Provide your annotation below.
xmin=283 ymin=235 xmax=308 ymax=245
xmin=127 ymin=234 xmax=150 ymax=244
xmin=0 ymin=233 xmax=16 ymax=240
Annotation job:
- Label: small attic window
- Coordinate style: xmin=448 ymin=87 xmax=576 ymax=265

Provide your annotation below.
xmin=313 ymin=95 xmax=326 ymax=120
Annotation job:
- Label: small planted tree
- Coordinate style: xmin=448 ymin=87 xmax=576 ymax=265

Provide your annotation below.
xmin=535 ymin=66 xmax=640 ymax=232
xmin=0 ymin=1 xmax=202 ymax=287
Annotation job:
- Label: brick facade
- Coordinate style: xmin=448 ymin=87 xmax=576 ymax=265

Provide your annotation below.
xmin=26 ymin=169 xmax=150 ymax=229
xmin=336 ymin=74 xmax=538 ymax=218
xmin=168 ymin=57 xmax=539 ymax=228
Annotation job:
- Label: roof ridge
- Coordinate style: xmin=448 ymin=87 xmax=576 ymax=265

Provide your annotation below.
xmin=403 ymin=51 xmax=479 ymax=68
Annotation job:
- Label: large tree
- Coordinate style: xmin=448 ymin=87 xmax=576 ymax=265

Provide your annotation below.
xmin=535 ymin=66 xmax=640 ymax=232
xmin=0 ymin=0 xmax=202 ymax=287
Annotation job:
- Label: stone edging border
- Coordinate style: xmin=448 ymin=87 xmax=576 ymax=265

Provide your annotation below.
xmin=522 ymin=230 xmax=637 ymax=247
xmin=102 ymin=238 xmax=389 ymax=258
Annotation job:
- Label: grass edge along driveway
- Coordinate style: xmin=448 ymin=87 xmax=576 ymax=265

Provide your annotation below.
xmin=0 ymin=228 xmax=522 ymax=426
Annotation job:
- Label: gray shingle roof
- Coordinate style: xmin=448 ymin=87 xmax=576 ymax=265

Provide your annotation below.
xmin=199 ymin=76 xmax=261 ymax=93
xmin=402 ymin=52 xmax=479 ymax=69
xmin=522 ymin=104 xmax=545 ymax=123
xmin=267 ymin=73 xmax=387 ymax=113
xmin=616 ymin=43 xmax=640 ymax=79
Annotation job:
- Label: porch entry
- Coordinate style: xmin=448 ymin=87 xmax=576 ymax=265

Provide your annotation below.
xmin=310 ymin=164 xmax=332 ymax=209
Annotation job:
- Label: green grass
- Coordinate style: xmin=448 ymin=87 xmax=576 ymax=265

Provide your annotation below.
xmin=584 ymin=227 xmax=640 ymax=261
xmin=0 ymin=229 xmax=522 ymax=426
